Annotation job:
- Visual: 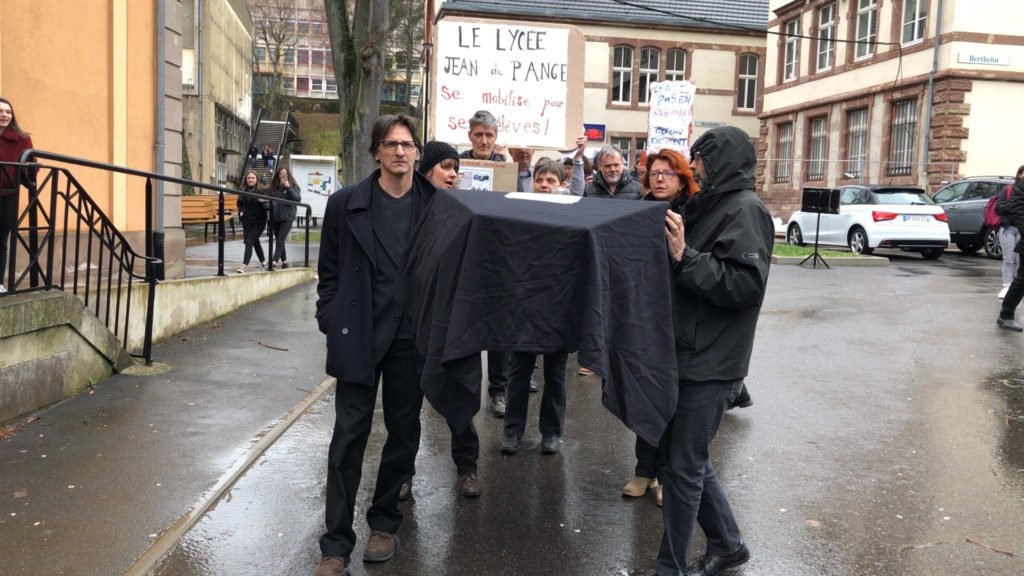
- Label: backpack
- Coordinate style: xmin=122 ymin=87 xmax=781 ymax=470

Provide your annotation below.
xmin=984 ymin=184 xmax=1012 ymax=229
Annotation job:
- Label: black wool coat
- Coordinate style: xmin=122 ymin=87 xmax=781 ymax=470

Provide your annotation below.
xmin=315 ymin=169 xmax=437 ymax=385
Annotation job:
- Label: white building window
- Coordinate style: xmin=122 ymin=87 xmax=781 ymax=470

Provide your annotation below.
xmin=888 ymin=99 xmax=917 ymax=176
xmin=806 ymin=116 xmax=828 ymax=181
xmin=846 ymin=108 xmax=868 ymax=178
xmin=784 ymin=19 xmax=800 ymax=82
xmin=311 ymin=78 xmax=323 ymax=92
xmin=666 ymin=49 xmax=686 ymax=81
xmin=738 ymin=54 xmax=758 ymax=111
xmin=774 ymin=123 xmax=794 ymax=184
xmin=326 ymin=77 xmax=337 ymax=92
xmin=612 ymin=46 xmax=633 ymax=104
xmin=817 ymin=4 xmax=836 ymax=72
xmin=638 ymin=48 xmax=660 ymax=104
xmin=856 ymin=0 xmax=878 ymax=60
xmin=902 ymin=0 xmax=927 ymax=45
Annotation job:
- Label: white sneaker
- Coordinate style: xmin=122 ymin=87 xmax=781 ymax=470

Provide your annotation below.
xmin=999 ymin=286 xmax=1009 ymax=299
xmin=236 ymin=266 xmax=246 ymax=274
xmin=0 ymin=284 xmax=6 ymax=294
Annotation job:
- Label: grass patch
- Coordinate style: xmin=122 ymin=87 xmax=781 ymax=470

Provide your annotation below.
xmin=288 ymin=230 xmax=322 ymax=243
xmin=773 ymin=243 xmax=859 ymax=258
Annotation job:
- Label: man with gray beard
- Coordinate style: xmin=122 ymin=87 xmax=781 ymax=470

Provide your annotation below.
xmin=584 ymin=145 xmax=643 ymax=199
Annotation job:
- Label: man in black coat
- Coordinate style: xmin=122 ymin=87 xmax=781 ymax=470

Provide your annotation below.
xmin=313 ymin=115 xmax=435 ymax=576
xmin=657 ymin=126 xmax=774 ymax=576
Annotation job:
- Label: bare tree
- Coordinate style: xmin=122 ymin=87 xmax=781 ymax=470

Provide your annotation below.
xmin=324 ymin=0 xmax=390 ymax=181
xmin=390 ymin=0 xmax=424 ymax=116
xmin=250 ymin=0 xmax=300 ymax=117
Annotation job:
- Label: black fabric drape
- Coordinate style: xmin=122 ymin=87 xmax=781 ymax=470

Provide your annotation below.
xmin=398 ymin=189 xmax=678 ymax=445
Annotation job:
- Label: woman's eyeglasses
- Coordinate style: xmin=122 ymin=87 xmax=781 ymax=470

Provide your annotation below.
xmin=650 ymin=170 xmax=677 ymax=180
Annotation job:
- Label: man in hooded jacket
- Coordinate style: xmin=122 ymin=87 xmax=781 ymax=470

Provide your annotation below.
xmin=657 ymin=126 xmax=773 ymax=576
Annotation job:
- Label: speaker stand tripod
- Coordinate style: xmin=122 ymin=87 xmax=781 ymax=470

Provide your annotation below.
xmin=799 ymin=212 xmax=830 ymax=269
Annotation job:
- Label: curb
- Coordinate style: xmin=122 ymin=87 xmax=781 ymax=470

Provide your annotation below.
xmin=124 ymin=376 xmax=336 ymax=576
xmin=772 ymin=254 xmax=889 ymax=267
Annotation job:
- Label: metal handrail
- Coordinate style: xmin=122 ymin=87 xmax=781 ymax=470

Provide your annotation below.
xmin=236 ymin=106 xmax=265 ymax=184
xmin=20 ymin=149 xmax=314 ymax=276
xmin=0 ymin=160 xmax=161 ymax=363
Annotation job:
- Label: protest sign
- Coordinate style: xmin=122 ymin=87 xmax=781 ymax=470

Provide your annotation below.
xmin=647 ymin=81 xmax=697 ymax=158
xmin=458 ymin=159 xmax=518 ymax=192
xmin=432 ymin=18 xmax=584 ymax=149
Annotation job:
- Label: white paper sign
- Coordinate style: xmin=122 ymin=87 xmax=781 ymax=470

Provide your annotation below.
xmin=459 ymin=166 xmax=495 ymax=191
xmin=647 ymin=81 xmax=697 ymax=158
xmin=435 ymin=20 xmax=570 ymax=148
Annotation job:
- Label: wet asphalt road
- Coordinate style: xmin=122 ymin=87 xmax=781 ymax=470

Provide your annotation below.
xmin=152 ymin=250 xmax=1024 ymax=576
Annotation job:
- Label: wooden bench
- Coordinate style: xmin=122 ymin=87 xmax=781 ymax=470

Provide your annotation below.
xmin=181 ymin=195 xmax=237 ymax=242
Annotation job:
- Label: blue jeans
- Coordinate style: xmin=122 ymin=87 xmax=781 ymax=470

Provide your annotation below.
xmin=656 ymin=379 xmax=744 ymax=575
xmin=1000 ymin=226 xmax=1019 ymax=287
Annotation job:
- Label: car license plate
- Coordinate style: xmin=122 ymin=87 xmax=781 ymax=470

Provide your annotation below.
xmin=902 ymin=215 xmax=930 ymax=223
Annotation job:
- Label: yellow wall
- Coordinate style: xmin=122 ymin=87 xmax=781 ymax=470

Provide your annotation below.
xmin=0 ymin=0 xmax=158 ymax=233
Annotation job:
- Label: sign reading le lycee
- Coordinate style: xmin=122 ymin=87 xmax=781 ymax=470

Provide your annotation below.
xmin=433 ymin=19 xmax=584 ymax=149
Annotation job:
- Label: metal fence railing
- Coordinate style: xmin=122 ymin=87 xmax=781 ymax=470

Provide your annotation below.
xmin=2 ymin=150 xmax=314 ymax=364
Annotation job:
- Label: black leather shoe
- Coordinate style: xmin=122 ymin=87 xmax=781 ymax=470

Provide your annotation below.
xmin=684 ymin=543 xmax=750 ymax=576
xmin=540 ymin=435 xmax=562 ymax=455
xmin=728 ymin=391 xmax=753 ymax=410
xmin=997 ymin=317 xmax=1024 ymax=332
xmin=500 ymin=434 xmax=521 ymax=455
xmin=491 ymin=395 xmax=507 ymax=418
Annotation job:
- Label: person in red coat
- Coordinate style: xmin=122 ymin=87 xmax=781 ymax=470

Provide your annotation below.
xmin=0 ymin=97 xmax=34 ymax=294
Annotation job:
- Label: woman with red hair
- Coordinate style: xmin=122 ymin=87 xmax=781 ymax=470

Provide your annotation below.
xmin=643 ymin=148 xmax=699 ymax=205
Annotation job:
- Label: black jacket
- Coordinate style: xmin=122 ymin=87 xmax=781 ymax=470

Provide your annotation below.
xmin=269 ymin=183 xmax=301 ymax=223
xmin=999 ymin=179 xmax=1024 ymax=230
xmin=584 ymin=170 xmax=643 ymax=199
xmin=237 ymin=186 xmax=268 ymax=228
xmin=672 ymin=126 xmax=774 ymax=382
xmin=315 ymin=170 xmax=436 ymax=384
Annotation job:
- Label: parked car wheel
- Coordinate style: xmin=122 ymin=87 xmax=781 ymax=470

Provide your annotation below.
xmin=920 ymin=248 xmax=944 ymax=260
xmin=848 ymin=226 xmax=873 ymax=255
xmin=955 ymin=241 xmax=981 ymax=255
xmin=787 ymin=223 xmax=804 ymax=246
xmin=984 ymin=228 xmax=1003 ymax=259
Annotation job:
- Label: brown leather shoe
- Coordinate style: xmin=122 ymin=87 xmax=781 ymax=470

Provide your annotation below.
xmin=398 ymin=479 xmax=412 ymax=502
xmin=622 ymin=475 xmax=657 ymax=498
xmin=363 ymin=530 xmax=398 ymax=562
xmin=458 ymin=473 xmax=481 ymax=498
xmin=314 ymin=556 xmax=349 ymax=576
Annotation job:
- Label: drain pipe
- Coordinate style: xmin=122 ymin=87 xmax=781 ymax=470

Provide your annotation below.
xmin=197 ymin=0 xmax=204 ymax=183
xmin=153 ymin=0 xmax=166 ymax=279
xmin=921 ymin=0 xmax=946 ymax=186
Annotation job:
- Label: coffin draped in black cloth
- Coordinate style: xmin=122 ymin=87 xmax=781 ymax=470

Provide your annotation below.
xmin=397 ymin=189 xmax=678 ymax=446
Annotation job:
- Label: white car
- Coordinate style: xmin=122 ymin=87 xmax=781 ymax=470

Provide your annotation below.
xmin=786 ymin=185 xmax=950 ymax=259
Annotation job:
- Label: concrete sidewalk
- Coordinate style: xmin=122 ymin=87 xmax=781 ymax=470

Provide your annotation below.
xmin=0 ymin=279 xmax=330 ymax=576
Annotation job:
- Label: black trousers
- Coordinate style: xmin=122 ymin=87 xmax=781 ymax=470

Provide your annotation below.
xmin=448 ymin=419 xmax=479 ymax=476
xmin=656 ymin=379 xmax=744 ymax=575
xmin=635 ymin=435 xmax=659 ymax=478
xmin=487 ymin=349 xmax=509 ymax=397
xmin=0 ymin=191 xmax=18 ymax=287
xmin=242 ymin=221 xmax=266 ymax=266
xmin=271 ymin=219 xmax=293 ymax=263
xmin=319 ymin=338 xmax=423 ymax=559
xmin=504 ymin=350 xmax=568 ymax=438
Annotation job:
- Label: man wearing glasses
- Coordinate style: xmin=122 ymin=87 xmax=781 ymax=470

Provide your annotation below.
xmin=314 ymin=115 xmax=436 ymax=576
